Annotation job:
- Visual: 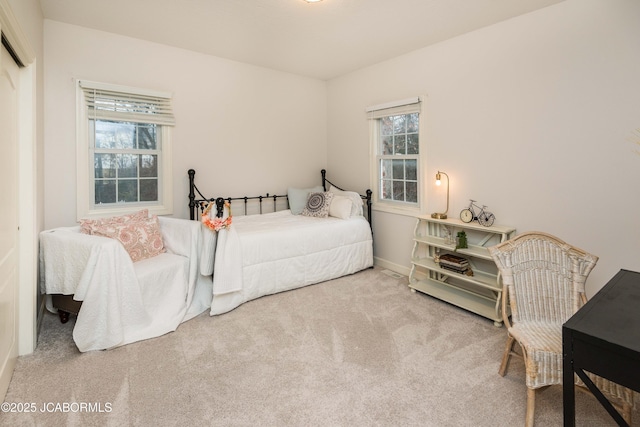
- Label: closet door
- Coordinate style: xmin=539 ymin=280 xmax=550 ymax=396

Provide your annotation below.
xmin=0 ymin=42 xmax=20 ymax=400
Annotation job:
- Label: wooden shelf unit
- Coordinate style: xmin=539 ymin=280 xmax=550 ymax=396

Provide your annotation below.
xmin=409 ymin=216 xmax=515 ymax=326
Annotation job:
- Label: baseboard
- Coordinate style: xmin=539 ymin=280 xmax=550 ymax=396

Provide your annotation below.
xmin=373 ymin=257 xmax=411 ymax=277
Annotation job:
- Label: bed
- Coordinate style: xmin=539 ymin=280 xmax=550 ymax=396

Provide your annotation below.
xmin=188 ymin=169 xmax=374 ymax=315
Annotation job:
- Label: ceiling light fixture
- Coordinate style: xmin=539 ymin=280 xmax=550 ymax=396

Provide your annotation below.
xmin=304 ymin=0 xmax=322 ymax=3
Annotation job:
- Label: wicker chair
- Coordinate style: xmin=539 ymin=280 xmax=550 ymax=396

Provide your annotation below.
xmin=488 ymin=231 xmax=634 ymax=426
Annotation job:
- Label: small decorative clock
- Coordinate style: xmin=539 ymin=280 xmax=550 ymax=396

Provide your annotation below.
xmin=460 ymin=209 xmax=473 ymax=223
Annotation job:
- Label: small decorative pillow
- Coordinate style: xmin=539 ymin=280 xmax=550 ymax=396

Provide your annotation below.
xmin=91 ymin=215 xmax=165 ymax=262
xmin=288 ymin=186 xmax=324 ymax=215
xmin=80 ymin=209 xmax=149 ymax=235
xmin=301 ymin=192 xmax=334 ymax=218
xmin=329 ymin=195 xmax=353 ymax=220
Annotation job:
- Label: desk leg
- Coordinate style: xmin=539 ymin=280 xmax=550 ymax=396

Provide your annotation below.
xmin=562 ymin=326 xmax=576 ymax=427
xmin=574 ymin=369 xmax=629 ymax=427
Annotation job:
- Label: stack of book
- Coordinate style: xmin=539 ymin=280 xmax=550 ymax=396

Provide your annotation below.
xmin=438 ymin=253 xmax=471 ymax=275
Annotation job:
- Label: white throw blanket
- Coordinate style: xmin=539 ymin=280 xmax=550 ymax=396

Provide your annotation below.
xmin=40 ymin=217 xmax=215 ymax=352
xmin=212 ymin=226 xmax=243 ymax=296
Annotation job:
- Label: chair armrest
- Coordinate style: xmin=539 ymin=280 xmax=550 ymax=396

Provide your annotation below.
xmin=39 ymin=228 xmax=131 ymax=295
xmin=158 ymin=217 xmax=198 ymax=258
xmin=158 ymin=216 xmax=215 ymax=276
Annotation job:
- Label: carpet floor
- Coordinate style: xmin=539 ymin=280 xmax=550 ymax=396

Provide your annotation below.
xmin=2 ymin=267 xmax=636 ymax=426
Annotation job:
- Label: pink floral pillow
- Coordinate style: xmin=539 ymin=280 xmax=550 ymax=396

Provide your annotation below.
xmin=80 ymin=209 xmax=149 ymax=235
xmin=90 ymin=215 xmax=165 ymax=262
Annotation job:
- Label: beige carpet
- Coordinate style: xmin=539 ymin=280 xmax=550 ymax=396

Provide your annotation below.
xmin=2 ymin=267 xmax=634 ymax=426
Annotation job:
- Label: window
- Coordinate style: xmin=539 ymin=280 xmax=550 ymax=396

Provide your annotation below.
xmin=368 ymin=97 xmax=424 ymax=213
xmin=92 ymin=120 xmax=160 ymax=204
xmin=77 ymin=80 xmax=174 ymax=219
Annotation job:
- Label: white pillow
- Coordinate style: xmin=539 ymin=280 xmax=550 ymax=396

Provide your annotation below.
xmin=329 ymin=195 xmax=353 ymax=219
xmin=329 ymin=186 xmax=363 ymax=217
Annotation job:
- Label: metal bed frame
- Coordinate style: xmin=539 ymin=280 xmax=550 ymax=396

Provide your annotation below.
xmin=187 ymin=169 xmax=372 ymax=228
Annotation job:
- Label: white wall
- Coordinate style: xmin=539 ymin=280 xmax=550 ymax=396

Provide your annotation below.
xmin=42 ymin=1 xmax=640 ymax=295
xmin=44 ymin=20 xmax=327 ymax=228
xmin=327 ymin=0 xmax=640 ymax=295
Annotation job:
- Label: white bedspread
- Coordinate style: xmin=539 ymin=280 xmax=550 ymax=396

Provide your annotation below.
xmin=210 ymin=210 xmax=373 ymax=315
xmin=40 ymin=217 xmax=215 ymax=352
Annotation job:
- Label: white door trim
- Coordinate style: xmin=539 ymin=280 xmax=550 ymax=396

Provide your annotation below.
xmin=18 ymin=63 xmax=37 ymax=355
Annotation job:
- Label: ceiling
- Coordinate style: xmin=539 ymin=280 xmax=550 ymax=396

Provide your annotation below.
xmin=39 ymin=0 xmax=563 ymax=80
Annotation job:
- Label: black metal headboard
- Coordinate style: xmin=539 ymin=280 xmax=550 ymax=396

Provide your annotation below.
xmin=320 ymin=170 xmax=372 ymax=226
xmin=188 ymin=169 xmax=372 ymax=227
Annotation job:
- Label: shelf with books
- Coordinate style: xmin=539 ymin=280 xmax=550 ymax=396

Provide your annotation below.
xmin=409 ymin=216 xmax=515 ymax=326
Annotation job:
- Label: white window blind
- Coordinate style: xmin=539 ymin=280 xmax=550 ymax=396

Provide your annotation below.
xmin=366 ymin=97 xmax=422 ymax=119
xmin=79 ymin=80 xmax=175 ymax=126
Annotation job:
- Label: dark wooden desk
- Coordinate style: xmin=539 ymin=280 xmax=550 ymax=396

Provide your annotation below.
xmin=562 ymin=269 xmax=640 ymax=426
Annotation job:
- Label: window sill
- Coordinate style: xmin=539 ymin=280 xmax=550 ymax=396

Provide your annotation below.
xmin=372 ymin=203 xmax=424 ymax=218
xmin=80 ymin=204 xmax=172 ymax=220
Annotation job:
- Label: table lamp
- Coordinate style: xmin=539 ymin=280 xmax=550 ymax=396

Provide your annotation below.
xmin=431 ymin=171 xmax=449 ymax=219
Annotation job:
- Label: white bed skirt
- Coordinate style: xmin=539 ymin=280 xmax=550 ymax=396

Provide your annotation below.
xmin=208 ymin=210 xmax=373 ymax=315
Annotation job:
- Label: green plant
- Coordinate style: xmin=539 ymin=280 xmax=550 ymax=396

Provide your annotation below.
xmin=456 ymin=231 xmax=468 ymax=250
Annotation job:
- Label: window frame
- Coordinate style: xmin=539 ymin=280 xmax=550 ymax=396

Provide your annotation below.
xmin=368 ymin=97 xmax=426 ymax=216
xmin=76 ymin=80 xmax=174 ymax=220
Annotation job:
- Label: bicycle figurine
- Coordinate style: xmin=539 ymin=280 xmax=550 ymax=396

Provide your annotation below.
xmin=460 ymin=199 xmax=495 ymax=227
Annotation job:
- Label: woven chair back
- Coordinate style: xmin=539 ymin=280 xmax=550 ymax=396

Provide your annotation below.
xmin=489 ymin=232 xmax=598 ymax=325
